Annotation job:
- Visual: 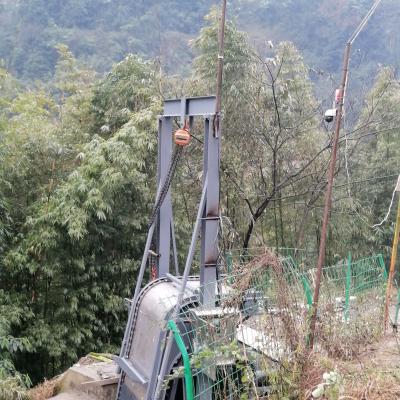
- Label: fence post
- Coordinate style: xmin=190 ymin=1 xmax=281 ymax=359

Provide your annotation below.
xmin=301 ymin=275 xmax=313 ymax=307
xmin=344 ymin=252 xmax=352 ymax=322
xmin=378 ymin=254 xmax=388 ymax=280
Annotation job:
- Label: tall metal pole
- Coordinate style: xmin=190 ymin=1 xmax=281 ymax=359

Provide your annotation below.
xmin=308 ymin=44 xmax=350 ymax=349
xmin=308 ymin=0 xmax=383 ymax=349
xmin=214 ymin=0 xmax=227 ymax=137
xmin=384 ymin=177 xmax=400 ymax=330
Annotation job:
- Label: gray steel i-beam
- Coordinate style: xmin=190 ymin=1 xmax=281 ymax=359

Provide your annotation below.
xmin=200 ymin=116 xmax=220 ymax=306
xmin=156 ymin=116 xmax=173 ymax=278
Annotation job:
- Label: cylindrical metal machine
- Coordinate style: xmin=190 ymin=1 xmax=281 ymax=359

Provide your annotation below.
xmin=116 ymin=278 xmax=200 ymax=400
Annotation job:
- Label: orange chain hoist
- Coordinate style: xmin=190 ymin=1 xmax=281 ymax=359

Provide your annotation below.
xmin=174 ymin=120 xmax=191 ymax=146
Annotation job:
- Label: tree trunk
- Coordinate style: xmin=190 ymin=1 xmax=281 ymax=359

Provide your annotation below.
xmin=243 ymin=219 xmax=254 ymax=250
xmin=297 ymin=206 xmax=311 ymax=248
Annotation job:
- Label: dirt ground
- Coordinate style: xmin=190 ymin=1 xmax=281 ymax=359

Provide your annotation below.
xmin=358 ymin=332 xmax=400 ymax=369
xmin=335 ymin=306 xmax=400 ymax=400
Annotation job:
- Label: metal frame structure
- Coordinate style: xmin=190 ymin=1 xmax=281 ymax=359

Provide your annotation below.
xmin=156 ymin=96 xmax=220 ymax=293
xmin=114 ymin=96 xmax=220 ymax=400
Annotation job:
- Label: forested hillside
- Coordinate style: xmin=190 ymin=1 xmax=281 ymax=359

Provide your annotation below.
xmin=0 ymin=0 xmax=399 ymax=80
xmin=0 ymin=1 xmax=399 ymax=399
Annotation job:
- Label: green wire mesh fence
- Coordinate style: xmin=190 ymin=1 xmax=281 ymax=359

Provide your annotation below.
xmin=162 ymin=251 xmax=387 ymax=399
xmin=224 ymin=247 xmax=313 ymax=270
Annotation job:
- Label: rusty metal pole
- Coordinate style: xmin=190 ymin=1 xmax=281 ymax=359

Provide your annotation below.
xmin=384 ymin=178 xmax=400 ymax=330
xmin=308 ymin=0 xmax=384 ymax=349
xmin=308 ymin=43 xmax=351 ymax=349
xmin=214 ymin=0 xmax=227 ymax=138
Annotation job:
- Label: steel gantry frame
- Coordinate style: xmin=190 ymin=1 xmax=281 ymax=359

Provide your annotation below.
xmin=157 ymin=96 xmax=220 ymax=299
xmin=115 ymin=96 xmax=221 ymax=400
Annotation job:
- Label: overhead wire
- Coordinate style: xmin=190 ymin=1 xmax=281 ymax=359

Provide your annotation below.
xmin=336 ymin=0 xmax=386 ymax=230
xmin=372 ymin=175 xmax=400 ymax=229
xmin=348 ymin=0 xmax=384 ymax=44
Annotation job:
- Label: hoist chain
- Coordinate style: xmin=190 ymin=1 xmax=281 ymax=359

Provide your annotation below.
xmin=116 ymin=146 xmax=184 ymax=399
xmin=147 ymin=146 xmax=183 ymax=229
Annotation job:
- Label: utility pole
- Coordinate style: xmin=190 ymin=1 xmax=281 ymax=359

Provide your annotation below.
xmin=384 ymin=175 xmax=400 ymax=330
xmin=308 ymin=0 xmax=384 ymax=349
xmin=214 ymin=0 xmax=227 ymax=138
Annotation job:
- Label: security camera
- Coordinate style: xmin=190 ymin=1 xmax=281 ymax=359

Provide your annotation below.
xmin=324 ymin=108 xmax=337 ymax=123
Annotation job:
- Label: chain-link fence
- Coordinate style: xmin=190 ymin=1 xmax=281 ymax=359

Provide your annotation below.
xmin=162 ymin=250 xmax=387 ymax=399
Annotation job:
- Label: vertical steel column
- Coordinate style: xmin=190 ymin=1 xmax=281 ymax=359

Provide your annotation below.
xmin=156 ymin=117 xmax=173 ymax=278
xmin=200 ymin=116 xmax=220 ymax=305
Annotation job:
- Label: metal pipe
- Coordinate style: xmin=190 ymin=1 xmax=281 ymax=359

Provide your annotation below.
xmin=166 ymin=273 xmax=195 ymax=294
xmin=175 ymin=176 xmax=208 ymax=313
xmin=301 ymin=275 xmax=313 ymax=307
xmin=167 ymin=320 xmax=194 ymax=400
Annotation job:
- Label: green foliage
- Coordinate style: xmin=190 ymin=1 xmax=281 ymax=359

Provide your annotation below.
xmin=91 ymin=55 xmax=157 ymax=133
xmin=0 ymin=50 xmax=160 ymax=383
xmin=4 ymin=115 xmax=155 ymax=377
xmin=191 ymin=8 xmax=324 ymax=251
xmin=0 ymin=5 xmax=398 ymax=394
xmin=191 ymin=6 xmax=254 ymax=96
xmin=0 ymin=0 xmax=216 ymax=80
xmin=328 ymin=67 xmax=400 ymax=258
xmin=1 ymin=0 xmax=399 ymax=83
xmin=0 ymin=291 xmax=32 ymax=400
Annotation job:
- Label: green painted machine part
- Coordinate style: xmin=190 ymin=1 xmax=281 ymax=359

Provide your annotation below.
xmin=167 ymin=320 xmax=194 ymax=400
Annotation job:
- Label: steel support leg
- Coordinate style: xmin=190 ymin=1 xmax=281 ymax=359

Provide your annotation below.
xmin=154 ymin=181 xmax=208 ymax=399
xmin=157 ymin=117 xmax=173 ymax=278
xmin=200 ymin=116 xmax=220 ymax=306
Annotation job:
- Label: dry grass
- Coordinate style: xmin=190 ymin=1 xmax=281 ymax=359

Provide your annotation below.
xmin=298 ymin=333 xmax=400 ymax=399
xmin=342 ymin=367 xmax=400 ymax=400
xmin=27 ymin=377 xmax=61 ymax=400
xmin=301 ymin=360 xmax=400 ymax=400
xmin=228 ymin=250 xmax=306 ymax=351
xmin=340 ymin=333 xmax=400 ymax=399
xmin=225 ymin=250 xmax=394 ymax=399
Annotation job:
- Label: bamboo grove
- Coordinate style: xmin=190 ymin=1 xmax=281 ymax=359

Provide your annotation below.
xmin=0 ymin=8 xmax=399 ymax=399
